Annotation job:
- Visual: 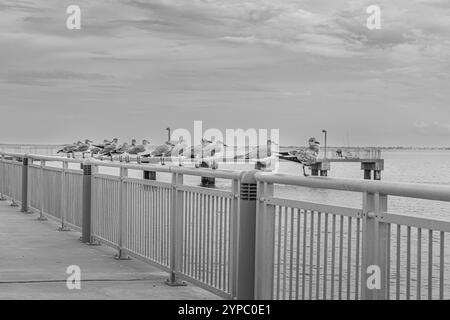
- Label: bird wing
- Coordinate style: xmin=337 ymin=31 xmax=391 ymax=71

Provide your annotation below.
xmin=296 ymin=149 xmax=318 ymax=166
xmin=151 ymin=144 xmax=169 ymax=156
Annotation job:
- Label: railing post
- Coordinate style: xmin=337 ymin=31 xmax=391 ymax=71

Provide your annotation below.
xmin=254 ymin=180 xmax=275 ymax=300
xmin=21 ymin=154 xmax=31 ymax=213
xmin=0 ymin=154 xmax=6 ymax=201
xmin=115 ymin=166 xmax=130 ymax=259
xmin=166 ymin=171 xmax=186 ymax=286
xmin=234 ymin=170 xmax=258 ymax=300
xmin=58 ymin=161 xmax=70 ymax=231
xmin=37 ymin=160 xmax=47 ymax=221
xmin=81 ymin=159 xmax=93 ymax=243
xmin=361 ymin=192 xmax=388 ymax=300
xmin=9 ymin=156 xmax=19 ymax=207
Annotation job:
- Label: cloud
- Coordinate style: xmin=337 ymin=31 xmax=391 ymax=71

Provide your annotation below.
xmin=4 ymin=70 xmax=114 ymax=86
xmin=413 ymin=121 xmax=450 ymax=136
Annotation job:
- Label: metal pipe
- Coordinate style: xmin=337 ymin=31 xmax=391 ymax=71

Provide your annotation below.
xmin=255 ymin=173 xmax=450 ymax=202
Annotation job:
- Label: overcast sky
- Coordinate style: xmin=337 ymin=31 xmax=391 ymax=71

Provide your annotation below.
xmin=0 ymin=0 xmax=449 ymax=146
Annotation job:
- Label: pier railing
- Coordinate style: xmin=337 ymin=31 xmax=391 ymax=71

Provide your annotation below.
xmin=255 ymin=173 xmax=450 ymax=300
xmin=1 ymin=152 xmax=450 ymax=300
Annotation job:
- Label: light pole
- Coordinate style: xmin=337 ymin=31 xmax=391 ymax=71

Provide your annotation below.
xmin=166 ymin=127 xmax=171 ymax=142
xmin=322 ymin=129 xmax=327 ymax=159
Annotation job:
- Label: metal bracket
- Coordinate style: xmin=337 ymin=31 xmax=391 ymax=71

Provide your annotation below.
xmin=165 ymin=273 xmax=187 ymax=287
xmin=58 ymin=224 xmax=71 ymax=231
xmin=367 ymin=211 xmax=376 ymax=219
xmin=114 ymin=249 xmax=131 ymax=260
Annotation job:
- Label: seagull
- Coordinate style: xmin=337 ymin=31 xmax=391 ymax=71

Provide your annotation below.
xmin=127 ymin=139 xmax=151 ymax=155
xmin=113 ymin=142 xmax=129 ymax=154
xmin=277 ymin=137 xmax=320 ymax=176
xmin=74 ymin=139 xmax=93 ymax=158
xmin=170 ymin=137 xmax=188 ymax=156
xmin=144 ymin=141 xmax=174 ymax=165
xmin=234 ymin=140 xmax=278 ymax=160
xmin=198 ymin=138 xmax=228 ymax=168
xmin=93 ymin=138 xmax=115 ymax=149
xmin=57 ymin=142 xmax=79 ymax=154
xmin=202 ymin=138 xmax=228 ymax=158
xmin=169 ymin=137 xmax=189 ymax=166
xmin=100 ymin=138 xmax=119 ymax=156
xmin=183 ymin=138 xmax=212 ymax=159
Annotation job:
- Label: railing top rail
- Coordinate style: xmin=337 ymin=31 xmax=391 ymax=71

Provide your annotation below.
xmin=0 ymin=152 xmax=243 ymax=179
xmin=255 ymin=172 xmax=450 ymax=202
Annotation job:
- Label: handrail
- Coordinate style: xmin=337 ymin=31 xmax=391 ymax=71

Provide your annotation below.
xmin=255 ymin=172 xmax=450 ymax=202
xmin=0 ymin=152 xmax=244 ymax=180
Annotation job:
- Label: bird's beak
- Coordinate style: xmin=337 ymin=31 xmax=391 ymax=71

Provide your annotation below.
xmin=315 ymin=142 xmax=320 ymax=145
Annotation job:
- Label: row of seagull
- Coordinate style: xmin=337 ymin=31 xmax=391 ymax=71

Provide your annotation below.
xmin=57 ymin=137 xmax=228 ymax=160
xmin=57 ymin=136 xmax=321 ymax=176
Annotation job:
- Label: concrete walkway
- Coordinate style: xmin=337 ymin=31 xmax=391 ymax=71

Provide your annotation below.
xmin=0 ymin=200 xmax=219 ymax=299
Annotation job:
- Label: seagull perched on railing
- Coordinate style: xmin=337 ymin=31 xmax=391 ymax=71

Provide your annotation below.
xmin=202 ymin=138 xmax=228 ymax=158
xmin=57 ymin=142 xmax=80 ymax=154
xmin=169 ymin=137 xmax=189 ymax=166
xmin=183 ymin=138 xmax=212 ymax=159
xmin=74 ymin=139 xmax=93 ymax=158
xmin=170 ymin=137 xmax=188 ymax=157
xmin=100 ymin=138 xmax=119 ymax=156
xmin=140 ymin=141 xmax=174 ymax=165
xmin=93 ymin=138 xmax=115 ymax=149
xmin=234 ymin=140 xmax=278 ymax=160
xmin=127 ymin=139 xmax=151 ymax=156
xmin=277 ymin=137 xmax=320 ymax=176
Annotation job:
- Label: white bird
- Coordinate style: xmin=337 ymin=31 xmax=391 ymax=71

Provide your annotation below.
xmin=277 ymin=137 xmax=320 ymax=176
xmin=202 ymin=138 xmax=227 ymax=158
xmin=235 ymin=140 xmax=278 ymax=160
xmin=170 ymin=137 xmax=188 ymax=156
xmin=74 ymin=139 xmax=93 ymax=158
xmin=100 ymin=138 xmax=119 ymax=156
xmin=183 ymin=138 xmax=212 ymax=159
xmin=57 ymin=142 xmax=80 ymax=154
xmin=127 ymin=139 xmax=151 ymax=156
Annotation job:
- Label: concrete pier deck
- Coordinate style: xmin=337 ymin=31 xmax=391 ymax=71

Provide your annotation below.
xmin=0 ymin=200 xmax=219 ymax=300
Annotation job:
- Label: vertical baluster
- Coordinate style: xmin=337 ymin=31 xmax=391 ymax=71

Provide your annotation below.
xmin=338 ymin=215 xmax=344 ymax=300
xmin=218 ymin=196 xmax=223 ymax=290
xmin=355 ymin=217 xmax=361 ymax=300
xmin=396 ymin=225 xmax=401 ymax=300
xmin=295 ymin=209 xmax=301 ymax=300
xmin=417 ymin=228 xmax=422 ymax=300
xmin=283 ymin=206 xmax=288 ymax=300
xmin=439 ymin=232 xmax=444 ymax=300
xmin=316 ymin=211 xmax=321 ymax=300
xmin=386 ymin=223 xmax=391 ymax=300
xmin=309 ymin=211 xmax=314 ymax=300
xmin=276 ymin=206 xmax=282 ymax=299
xmin=331 ymin=214 xmax=336 ymax=299
xmin=323 ymin=213 xmax=329 ymax=300
xmin=407 ymin=226 xmax=411 ymax=299
xmin=347 ymin=216 xmax=352 ymax=300
xmin=289 ymin=207 xmax=294 ymax=300
xmin=428 ymin=229 xmax=433 ymax=300
xmin=302 ymin=210 xmax=307 ymax=300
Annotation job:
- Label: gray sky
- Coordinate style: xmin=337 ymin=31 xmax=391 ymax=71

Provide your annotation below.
xmin=0 ymin=0 xmax=449 ymax=146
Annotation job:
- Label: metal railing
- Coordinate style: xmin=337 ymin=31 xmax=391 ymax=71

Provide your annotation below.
xmin=254 ymin=173 xmax=450 ymax=300
xmin=1 ymin=151 xmax=450 ymax=300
